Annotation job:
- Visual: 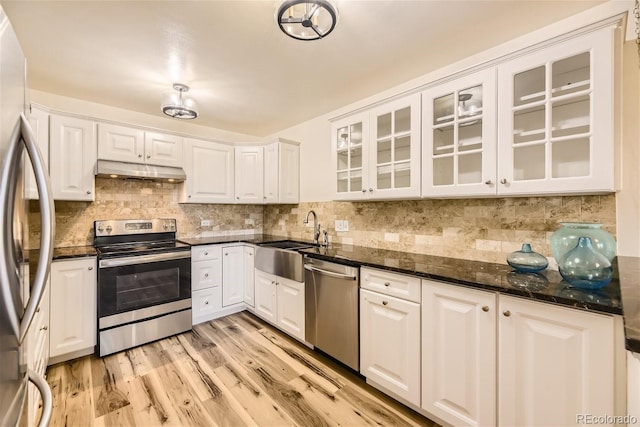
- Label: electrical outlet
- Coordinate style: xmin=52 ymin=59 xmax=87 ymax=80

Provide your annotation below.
xmin=334 ymin=220 xmax=349 ymax=232
xmin=201 ymin=220 xmax=211 ymax=227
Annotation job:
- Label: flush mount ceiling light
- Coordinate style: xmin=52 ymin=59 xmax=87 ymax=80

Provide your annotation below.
xmin=161 ymin=83 xmax=199 ymax=120
xmin=276 ymin=0 xmax=338 ymax=41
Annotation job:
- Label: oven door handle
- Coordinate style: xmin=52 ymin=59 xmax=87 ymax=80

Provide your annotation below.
xmin=99 ymin=251 xmax=191 ymax=268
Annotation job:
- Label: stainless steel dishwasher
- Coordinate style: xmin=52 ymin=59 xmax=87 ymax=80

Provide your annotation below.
xmin=304 ymin=256 xmax=359 ymax=371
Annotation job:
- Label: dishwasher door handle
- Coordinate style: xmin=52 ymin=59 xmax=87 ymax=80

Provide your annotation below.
xmin=304 ymin=264 xmax=357 ymax=280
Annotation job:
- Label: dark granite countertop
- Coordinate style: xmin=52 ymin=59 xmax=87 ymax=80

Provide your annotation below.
xmin=42 ymin=236 xmax=639 ymax=353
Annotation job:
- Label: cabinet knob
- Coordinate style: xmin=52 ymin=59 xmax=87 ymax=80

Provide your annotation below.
xmin=482 ymin=306 xmax=490 ymax=312
xmin=188 ymin=195 xmax=192 ymax=198
xmin=88 ymin=266 xmax=93 ymax=270
xmin=500 ymin=178 xmax=508 ymax=185
xmin=146 ymin=155 xmax=151 ymax=159
xmin=204 ymin=273 xmax=208 ymax=278
xmin=485 ymin=180 xmax=493 ymax=185
xmin=36 ymin=307 xmax=40 ymax=313
xmin=204 ymin=300 xmax=209 ymax=305
xmin=236 ymin=197 xmax=240 ymax=200
xmin=138 ymin=154 xmax=143 ymax=158
xmin=86 ymin=190 xmax=92 ymax=195
xmin=271 ymin=281 xmax=276 ymax=285
xmin=369 ymin=188 xmax=373 ymax=192
xmin=362 ymin=189 xmax=366 ymax=193
xmin=384 ymin=282 xmax=390 ymax=287
xmin=503 ymin=310 xmax=511 ymax=317
xmin=382 ymin=301 xmax=388 ymax=306
xmin=225 ymin=253 xmax=228 ymax=256
xmin=41 ymin=325 xmax=48 ymax=331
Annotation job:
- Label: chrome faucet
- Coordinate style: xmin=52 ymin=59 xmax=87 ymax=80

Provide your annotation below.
xmin=303 ymin=210 xmax=321 ymax=245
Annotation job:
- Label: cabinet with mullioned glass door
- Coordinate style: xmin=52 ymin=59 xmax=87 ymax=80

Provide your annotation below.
xmin=422 ymin=67 xmax=497 ymax=197
xmin=332 ymin=93 xmax=421 ymax=200
xmin=496 ymin=25 xmax=616 ymax=195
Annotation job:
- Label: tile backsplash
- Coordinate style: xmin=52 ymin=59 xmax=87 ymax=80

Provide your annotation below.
xmin=263 ymin=196 xmax=617 ymax=264
xmin=28 ymin=178 xmax=263 ymax=248
xmin=29 ymin=178 xmax=617 ymax=266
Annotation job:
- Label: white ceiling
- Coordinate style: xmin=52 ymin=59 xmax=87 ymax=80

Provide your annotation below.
xmin=2 ymin=0 xmax=606 ymax=137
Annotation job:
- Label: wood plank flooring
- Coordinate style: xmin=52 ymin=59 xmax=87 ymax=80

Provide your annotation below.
xmin=45 ymin=311 xmax=439 ymax=426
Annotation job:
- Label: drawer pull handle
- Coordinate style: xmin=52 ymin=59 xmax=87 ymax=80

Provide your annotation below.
xmin=382 ymin=301 xmax=388 ymax=306
xmin=482 ymin=306 xmax=490 ymax=312
xmin=384 ymin=282 xmax=390 ymax=287
xmin=503 ymin=310 xmax=511 ymax=317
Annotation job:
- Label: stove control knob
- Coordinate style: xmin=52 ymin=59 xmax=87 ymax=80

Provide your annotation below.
xmin=97 ymin=225 xmax=104 ymax=233
xmin=163 ymin=223 xmax=169 ymax=230
xmin=106 ymin=225 xmax=112 ymax=233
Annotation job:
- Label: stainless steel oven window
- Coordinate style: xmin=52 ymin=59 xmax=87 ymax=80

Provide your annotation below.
xmin=115 ymin=267 xmax=180 ymax=311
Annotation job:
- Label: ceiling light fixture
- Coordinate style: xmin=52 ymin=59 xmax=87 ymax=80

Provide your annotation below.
xmin=276 ymin=0 xmax=338 ymax=41
xmin=161 ymin=83 xmax=199 ymax=120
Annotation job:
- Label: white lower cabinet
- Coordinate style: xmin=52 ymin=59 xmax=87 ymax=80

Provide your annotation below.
xmin=421 ymin=280 xmax=497 ymax=427
xmin=243 ymin=246 xmax=255 ymax=307
xmin=498 ymin=294 xmax=615 ymax=427
xmin=254 ymin=269 xmax=305 ymax=341
xmin=49 ymin=257 xmax=97 ymax=362
xmin=222 ymin=245 xmax=244 ymax=307
xmin=360 ymin=288 xmax=421 ymax=406
xmin=26 ymin=279 xmax=50 ymax=427
xmin=421 ymin=279 xmax=619 ymax=427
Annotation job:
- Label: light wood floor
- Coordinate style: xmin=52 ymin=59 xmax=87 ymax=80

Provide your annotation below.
xmin=45 ymin=311 xmax=439 ymax=426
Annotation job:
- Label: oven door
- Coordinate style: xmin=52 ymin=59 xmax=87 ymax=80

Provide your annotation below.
xmin=98 ymin=251 xmax=191 ymax=320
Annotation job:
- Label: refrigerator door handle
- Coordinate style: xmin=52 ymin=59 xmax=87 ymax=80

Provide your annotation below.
xmin=28 ymin=369 xmax=53 ymax=427
xmin=0 ymin=117 xmax=25 ymax=339
xmin=18 ymin=113 xmax=55 ymax=343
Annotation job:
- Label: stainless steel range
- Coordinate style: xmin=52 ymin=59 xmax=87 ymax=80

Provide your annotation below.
xmin=94 ymin=218 xmax=191 ymax=357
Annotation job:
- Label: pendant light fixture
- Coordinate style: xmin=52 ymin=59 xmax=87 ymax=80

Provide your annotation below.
xmin=276 ymin=0 xmax=338 ymax=41
xmin=161 ymin=83 xmax=199 ymax=120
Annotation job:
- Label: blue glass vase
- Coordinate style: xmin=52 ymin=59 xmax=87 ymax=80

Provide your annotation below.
xmin=550 ymin=222 xmax=616 ymax=263
xmin=558 ymin=236 xmax=613 ymax=289
xmin=506 ymin=243 xmax=549 ymax=273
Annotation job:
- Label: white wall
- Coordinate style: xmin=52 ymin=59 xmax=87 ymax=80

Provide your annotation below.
xmin=29 ymin=89 xmax=260 ymax=144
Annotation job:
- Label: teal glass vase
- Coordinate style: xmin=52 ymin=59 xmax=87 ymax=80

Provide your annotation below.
xmin=558 ymin=236 xmax=613 ymax=289
xmin=550 ymin=222 xmax=616 ymax=263
xmin=506 ymin=243 xmax=548 ymax=273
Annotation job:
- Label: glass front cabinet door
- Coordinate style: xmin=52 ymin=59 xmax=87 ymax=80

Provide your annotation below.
xmin=422 ymin=68 xmax=497 ymax=197
xmin=333 ymin=112 xmax=369 ymax=200
xmin=332 ymin=93 xmax=421 ymax=200
xmin=496 ymin=26 xmax=615 ymax=195
xmin=367 ymin=93 xmax=421 ymax=199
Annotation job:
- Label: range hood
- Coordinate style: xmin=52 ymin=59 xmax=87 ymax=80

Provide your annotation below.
xmin=95 ymin=159 xmax=187 ymax=183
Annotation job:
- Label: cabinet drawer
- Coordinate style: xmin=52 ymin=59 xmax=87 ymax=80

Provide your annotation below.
xmin=191 ymin=245 xmax=222 ymax=262
xmin=192 ymin=287 xmax=222 ymax=324
xmin=361 ymin=267 xmax=421 ymax=303
xmin=192 ymin=259 xmax=222 ymax=291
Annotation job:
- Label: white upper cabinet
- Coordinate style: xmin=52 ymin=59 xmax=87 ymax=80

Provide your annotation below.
xmin=97 ymin=123 xmax=144 ymax=163
xmin=496 ymin=26 xmax=615 ymax=195
xmin=368 ymin=94 xmax=421 ymax=199
xmin=144 ymin=131 xmax=183 ymax=167
xmin=49 ymin=114 xmax=97 ymax=201
xmin=333 ymin=111 xmax=369 ymax=200
xmin=25 ymin=106 xmax=50 ymax=200
xmin=181 ymin=138 xmax=234 ymax=204
xmin=264 ymin=139 xmax=300 ymax=204
xmin=422 ymin=67 xmax=498 ymax=197
xmin=332 ymin=93 xmax=421 ymax=201
xmin=235 ymin=146 xmax=264 ymax=203
xmin=98 ymin=123 xmax=183 ymax=167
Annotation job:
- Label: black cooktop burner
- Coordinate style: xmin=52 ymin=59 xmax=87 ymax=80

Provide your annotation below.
xmin=95 ymin=240 xmax=191 ymax=257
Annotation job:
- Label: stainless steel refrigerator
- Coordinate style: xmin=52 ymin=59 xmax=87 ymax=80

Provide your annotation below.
xmin=0 ymin=6 xmax=55 ymax=427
